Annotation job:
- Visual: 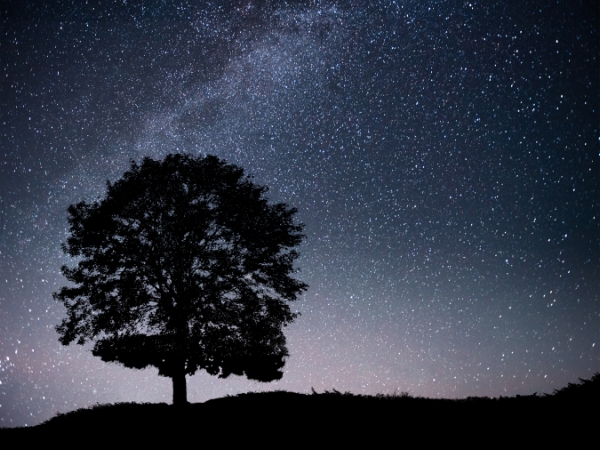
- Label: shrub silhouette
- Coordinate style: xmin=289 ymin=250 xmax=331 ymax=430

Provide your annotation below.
xmin=550 ymin=372 xmax=600 ymax=401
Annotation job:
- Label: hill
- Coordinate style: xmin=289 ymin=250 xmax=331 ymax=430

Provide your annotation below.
xmin=1 ymin=373 xmax=597 ymax=445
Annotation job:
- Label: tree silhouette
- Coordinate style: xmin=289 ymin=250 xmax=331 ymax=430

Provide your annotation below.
xmin=54 ymin=153 xmax=307 ymax=405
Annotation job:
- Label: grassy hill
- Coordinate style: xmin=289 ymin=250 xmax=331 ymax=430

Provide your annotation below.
xmin=1 ymin=373 xmax=597 ymax=445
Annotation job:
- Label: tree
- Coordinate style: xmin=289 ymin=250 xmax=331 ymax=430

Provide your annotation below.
xmin=54 ymin=153 xmax=307 ymax=405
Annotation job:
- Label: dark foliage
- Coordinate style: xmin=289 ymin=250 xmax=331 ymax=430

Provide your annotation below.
xmin=53 ymin=154 xmax=307 ymax=403
xmin=549 ymin=371 xmax=600 ymax=400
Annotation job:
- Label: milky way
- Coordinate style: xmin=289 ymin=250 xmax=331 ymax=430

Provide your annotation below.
xmin=1 ymin=0 xmax=598 ymax=427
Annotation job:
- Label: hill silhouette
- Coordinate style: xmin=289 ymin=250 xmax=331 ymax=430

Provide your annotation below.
xmin=1 ymin=373 xmax=597 ymax=445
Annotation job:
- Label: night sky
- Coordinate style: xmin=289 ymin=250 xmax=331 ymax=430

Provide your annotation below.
xmin=1 ymin=0 xmax=598 ymax=427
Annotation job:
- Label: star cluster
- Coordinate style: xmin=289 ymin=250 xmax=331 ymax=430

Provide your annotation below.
xmin=1 ymin=0 xmax=598 ymax=427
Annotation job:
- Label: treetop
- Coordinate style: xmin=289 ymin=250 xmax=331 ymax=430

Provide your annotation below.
xmin=54 ymin=153 xmax=307 ymax=386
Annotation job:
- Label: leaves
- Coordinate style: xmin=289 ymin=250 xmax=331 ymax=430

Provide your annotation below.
xmin=54 ymin=153 xmax=307 ymax=382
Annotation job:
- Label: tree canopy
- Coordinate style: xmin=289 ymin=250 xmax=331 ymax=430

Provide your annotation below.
xmin=54 ymin=153 xmax=307 ymax=404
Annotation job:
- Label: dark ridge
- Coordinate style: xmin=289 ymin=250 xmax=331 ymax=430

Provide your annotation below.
xmin=1 ymin=374 xmax=597 ymax=444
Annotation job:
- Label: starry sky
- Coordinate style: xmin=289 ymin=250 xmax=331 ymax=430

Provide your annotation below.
xmin=1 ymin=0 xmax=598 ymax=427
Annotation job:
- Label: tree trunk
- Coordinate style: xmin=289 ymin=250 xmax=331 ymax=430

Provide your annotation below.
xmin=172 ymin=369 xmax=188 ymax=406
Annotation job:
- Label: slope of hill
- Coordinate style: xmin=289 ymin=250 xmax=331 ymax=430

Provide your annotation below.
xmin=2 ymin=374 xmax=597 ymax=445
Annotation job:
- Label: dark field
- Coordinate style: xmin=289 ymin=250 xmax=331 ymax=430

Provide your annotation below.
xmin=2 ymin=374 xmax=597 ymax=445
